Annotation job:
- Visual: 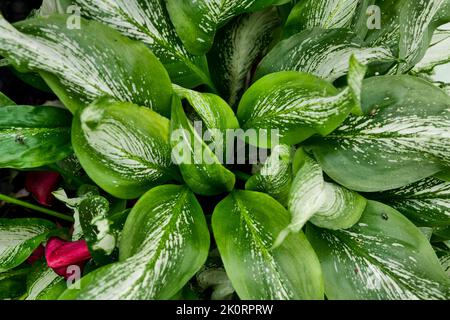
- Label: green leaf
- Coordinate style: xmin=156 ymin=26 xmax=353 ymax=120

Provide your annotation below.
xmin=370 ymin=177 xmax=450 ymax=227
xmin=73 ymin=0 xmax=213 ymax=89
xmin=306 ymin=201 xmax=450 ymax=300
xmin=0 ymin=91 xmax=14 ymax=106
xmin=238 ymin=56 xmax=366 ymax=148
xmin=165 ymin=0 xmax=289 ymax=55
xmin=0 ymin=218 xmax=55 ymax=273
xmin=246 ymin=144 xmax=293 ymax=206
xmin=170 ymin=97 xmax=236 ymax=196
xmin=72 ymin=97 xmax=179 ymax=200
xmin=284 ymin=0 xmax=361 ymax=37
xmin=25 ymin=260 xmax=66 ymax=300
xmin=309 ymin=75 xmax=450 ymax=192
xmin=256 ymin=28 xmax=393 ymax=82
xmin=34 ymin=0 xmax=72 ymax=16
xmin=0 ymin=105 xmax=72 ymax=169
xmin=0 ymin=267 xmax=29 ymax=299
xmin=60 ymin=185 xmax=210 ymax=300
xmin=0 ymin=15 xmax=173 ymax=115
xmin=288 ymin=151 xmax=365 ymax=231
xmin=212 ymin=190 xmax=324 ymax=300
xmin=208 ymin=8 xmax=281 ymax=107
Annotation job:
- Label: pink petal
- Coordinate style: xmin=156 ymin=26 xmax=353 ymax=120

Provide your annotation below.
xmin=25 ymin=171 xmax=61 ymax=206
xmin=27 ymin=245 xmax=44 ymax=264
xmin=45 ymin=237 xmax=91 ymax=278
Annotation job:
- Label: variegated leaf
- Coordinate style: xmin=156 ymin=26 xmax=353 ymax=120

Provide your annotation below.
xmin=34 ymin=0 xmax=72 ymax=16
xmin=307 ymin=201 xmax=450 ymax=300
xmin=274 ymin=150 xmax=366 ymax=247
xmin=72 ymin=97 xmax=179 ymax=200
xmin=0 ymin=105 xmax=72 ymax=169
xmin=309 ymin=75 xmax=450 ymax=192
xmin=26 ymin=260 xmax=66 ymax=300
xmin=0 ymin=218 xmax=55 ymax=273
xmin=246 ymin=144 xmax=293 ymax=206
xmin=0 ymin=15 xmax=172 ymax=115
xmin=59 ymin=185 xmax=210 ymax=300
xmin=212 ymin=190 xmax=324 ymax=300
xmin=165 ymin=0 xmax=289 ymax=55
xmin=170 ymin=97 xmax=235 ymax=196
xmin=208 ymin=8 xmax=281 ymax=107
xmin=370 ymin=177 xmax=450 ymax=227
xmin=256 ymin=28 xmax=393 ymax=82
xmin=284 ymin=0 xmax=361 ymax=37
xmin=74 ymin=0 xmax=213 ymax=89
xmin=238 ymin=56 xmax=366 ymax=148
xmin=414 ymin=25 xmax=450 ymax=73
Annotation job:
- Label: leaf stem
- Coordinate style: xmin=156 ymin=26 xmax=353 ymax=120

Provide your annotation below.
xmin=0 ymin=193 xmax=74 ymax=222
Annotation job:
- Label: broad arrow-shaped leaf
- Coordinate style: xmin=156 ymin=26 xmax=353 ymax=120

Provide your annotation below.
xmin=0 ymin=15 xmax=173 ymax=115
xmin=246 ymin=144 xmax=293 ymax=206
xmin=307 ymin=201 xmax=450 ymax=300
xmin=284 ymin=0 xmax=362 ymax=38
xmin=74 ymin=0 xmax=213 ymax=89
xmin=25 ymin=260 xmax=66 ymax=300
xmin=370 ymin=177 xmax=450 ymax=227
xmin=308 ymin=75 xmax=450 ymax=192
xmin=72 ymin=97 xmax=179 ymax=200
xmin=212 ymin=190 xmax=324 ymax=300
xmin=255 ymin=28 xmax=393 ymax=82
xmin=165 ymin=0 xmax=289 ymax=55
xmin=0 ymin=218 xmax=55 ymax=273
xmin=238 ymin=56 xmax=366 ymax=148
xmin=208 ymin=8 xmax=281 ymax=107
xmin=170 ymin=96 xmax=236 ymax=196
xmin=59 ymin=185 xmax=210 ymax=300
xmin=0 ymin=105 xmax=72 ymax=169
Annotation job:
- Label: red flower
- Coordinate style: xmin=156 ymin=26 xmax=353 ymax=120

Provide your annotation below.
xmin=27 ymin=245 xmax=44 ymax=265
xmin=45 ymin=237 xmax=91 ymax=278
xmin=25 ymin=171 xmax=61 ymax=206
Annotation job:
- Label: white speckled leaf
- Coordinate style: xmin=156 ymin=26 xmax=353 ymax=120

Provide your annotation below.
xmin=371 ymin=177 xmax=450 ymax=227
xmin=238 ymin=56 xmax=366 ymax=148
xmin=0 ymin=15 xmax=172 ymax=115
xmin=246 ymin=144 xmax=293 ymax=206
xmin=212 ymin=190 xmax=324 ymax=300
xmin=208 ymin=8 xmax=281 ymax=106
xmin=414 ymin=27 xmax=450 ymax=73
xmin=0 ymin=218 xmax=55 ymax=273
xmin=284 ymin=0 xmax=361 ymax=37
xmin=170 ymin=97 xmax=236 ymax=196
xmin=72 ymin=97 xmax=179 ymax=200
xmin=256 ymin=28 xmax=393 ymax=82
xmin=166 ymin=0 xmax=289 ymax=55
xmin=307 ymin=201 xmax=450 ymax=300
xmin=59 ymin=185 xmax=210 ymax=300
xmin=309 ymin=75 xmax=450 ymax=192
xmin=74 ymin=0 xmax=213 ymax=89
xmin=26 ymin=260 xmax=66 ymax=300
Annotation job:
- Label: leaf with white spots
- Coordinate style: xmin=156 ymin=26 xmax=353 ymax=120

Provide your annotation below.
xmin=306 ymin=201 xmax=450 ymax=300
xmin=370 ymin=177 xmax=450 ymax=227
xmin=246 ymin=144 xmax=293 ymax=206
xmin=73 ymin=0 xmax=213 ymax=89
xmin=0 ymin=105 xmax=72 ymax=169
xmin=170 ymin=97 xmax=236 ymax=196
xmin=238 ymin=56 xmax=367 ymax=148
xmin=72 ymin=97 xmax=179 ymax=200
xmin=0 ymin=218 xmax=55 ymax=273
xmin=165 ymin=0 xmax=289 ymax=55
xmin=59 ymin=185 xmax=210 ymax=300
xmin=26 ymin=260 xmax=66 ymax=300
xmin=255 ymin=28 xmax=393 ymax=82
xmin=309 ymin=75 xmax=450 ymax=192
xmin=208 ymin=8 xmax=281 ymax=107
xmin=283 ymin=0 xmax=362 ymax=38
xmin=413 ymin=26 xmax=450 ymax=73
xmin=0 ymin=15 xmax=173 ymax=115
xmin=212 ymin=190 xmax=324 ymax=300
